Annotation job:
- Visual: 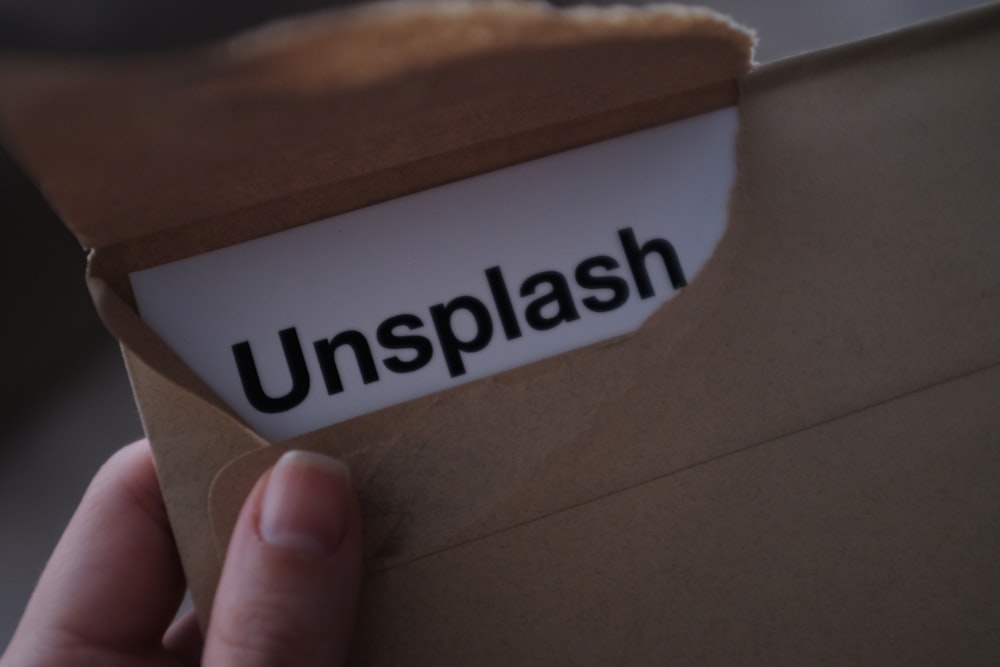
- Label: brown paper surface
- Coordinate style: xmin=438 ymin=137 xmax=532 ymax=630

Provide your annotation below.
xmin=2 ymin=1 xmax=1000 ymax=663
xmin=348 ymin=364 xmax=1000 ymax=664
xmin=0 ymin=1 xmax=751 ymax=275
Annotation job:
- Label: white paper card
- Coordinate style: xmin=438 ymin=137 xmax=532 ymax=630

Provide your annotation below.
xmin=130 ymin=107 xmax=737 ymax=442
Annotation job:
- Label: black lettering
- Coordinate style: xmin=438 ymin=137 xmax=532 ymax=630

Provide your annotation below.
xmin=313 ymin=330 xmax=379 ymax=395
xmin=520 ymin=270 xmax=581 ymax=331
xmin=485 ymin=266 xmax=522 ymax=340
xmin=378 ymin=314 xmax=434 ymax=373
xmin=232 ymin=327 xmax=310 ymax=414
xmin=429 ymin=296 xmax=494 ymax=377
xmin=575 ymin=255 xmax=630 ymax=313
xmin=619 ymin=226 xmax=686 ymax=298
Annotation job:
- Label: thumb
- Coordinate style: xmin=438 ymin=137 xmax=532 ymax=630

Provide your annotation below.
xmin=203 ymin=450 xmax=362 ymax=666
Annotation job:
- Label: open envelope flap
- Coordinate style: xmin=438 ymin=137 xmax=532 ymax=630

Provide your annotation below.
xmin=0 ymin=0 xmax=754 ymax=621
xmin=0 ymin=0 xmax=752 ymax=260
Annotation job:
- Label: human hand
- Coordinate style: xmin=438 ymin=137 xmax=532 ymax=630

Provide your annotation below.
xmin=0 ymin=440 xmax=362 ymax=667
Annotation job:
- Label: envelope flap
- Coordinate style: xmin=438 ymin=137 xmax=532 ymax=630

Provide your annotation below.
xmin=0 ymin=0 xmax=752 ymax=262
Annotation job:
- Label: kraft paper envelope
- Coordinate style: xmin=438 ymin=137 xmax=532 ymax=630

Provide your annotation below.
xmin=3 ymin=1 xmax=1000 ymax=663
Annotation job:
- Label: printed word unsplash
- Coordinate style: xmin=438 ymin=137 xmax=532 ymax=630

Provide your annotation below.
xmin=130 ymin=108 xmax=737 ymax=441
xmin=232 ymin=226 xmax=686 ymax=414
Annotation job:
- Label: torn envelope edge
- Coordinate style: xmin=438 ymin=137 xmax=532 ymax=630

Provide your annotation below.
xmin=0 ymin=1 xmax=753 ymax=622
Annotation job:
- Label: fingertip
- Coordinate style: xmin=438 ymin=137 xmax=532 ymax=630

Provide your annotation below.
xmin=258 ymin=450 xmax=354 ymax=557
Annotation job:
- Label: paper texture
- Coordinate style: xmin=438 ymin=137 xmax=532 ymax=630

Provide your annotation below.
xmin=346 ymin=364 xmax=1000 ymax=664
xmin=2 ymin=1 xmax=999 ymax=663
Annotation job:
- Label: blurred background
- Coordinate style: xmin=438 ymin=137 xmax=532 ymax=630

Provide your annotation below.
xmin=0 ymin=0 xmax=987 ymax=651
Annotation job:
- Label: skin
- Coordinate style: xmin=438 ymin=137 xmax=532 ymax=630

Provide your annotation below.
xmin=0 ymin=440 xmax=362 ymax=667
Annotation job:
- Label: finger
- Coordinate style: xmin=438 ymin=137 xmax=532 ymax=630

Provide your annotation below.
xmin=203 ymin=450 xmax=362 ymax=667
xmin=5 ymin=440 xmax=186 ymax=660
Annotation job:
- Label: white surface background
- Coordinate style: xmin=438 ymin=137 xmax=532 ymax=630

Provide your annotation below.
xmin=1 ymin=0 xmax=988 ymax=651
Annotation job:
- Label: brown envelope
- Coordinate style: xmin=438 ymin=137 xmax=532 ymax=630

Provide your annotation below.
xmin=2 ymin=1 xmax=999 ymax=663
